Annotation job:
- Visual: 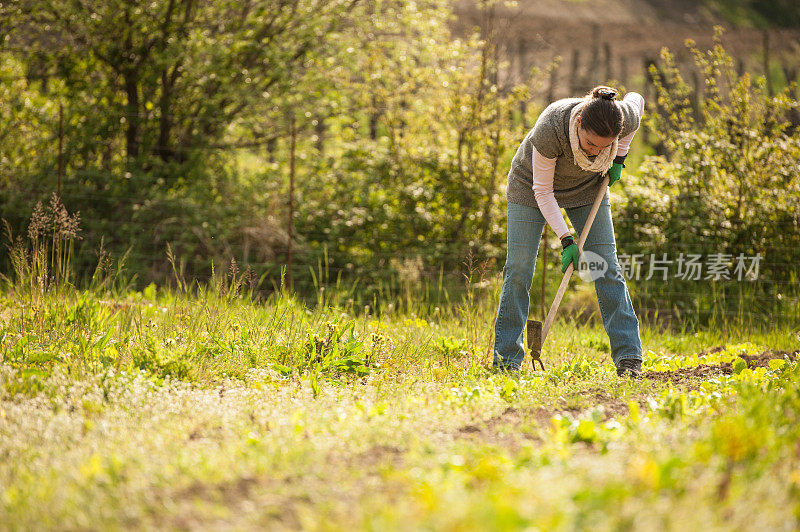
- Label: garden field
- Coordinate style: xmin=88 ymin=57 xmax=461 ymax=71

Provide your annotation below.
xmin=4 ymin=0 xmax=800 ymax=528
xmin=2 ymin=285 xmax=799 ymax=530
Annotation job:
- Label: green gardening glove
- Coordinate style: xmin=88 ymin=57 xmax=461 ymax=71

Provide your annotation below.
xmin=607 ymin=162 xmax=623 ymax=187
xmin=607 ymin=155 xmax=626 ymax=187
xmin=560 ymin=235 xmax=580 ymax=273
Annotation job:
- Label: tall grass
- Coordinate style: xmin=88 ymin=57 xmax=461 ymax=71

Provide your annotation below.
xmin=3 ymin=194 xmax=81 ymax=297
xmin=1 ymin=195 xmax=796 ymax=386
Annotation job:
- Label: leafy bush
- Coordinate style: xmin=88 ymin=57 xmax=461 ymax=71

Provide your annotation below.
xmin=616 ymin=31 xmax=800 ymax=323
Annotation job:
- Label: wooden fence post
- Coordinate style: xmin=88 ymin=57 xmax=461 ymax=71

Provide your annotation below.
xmin=287 ymin=115 xmax=296 ymax=291
xmin=546 ymin=56 xmax=560 ymax=103
xmin=782 ymin=64 xmax=797 ymax=87
xmin=570 ymin=49 xmax=580 ymax=95
xmin=642 ymin=57 xmax=655 ymax=146
xmin=518 ymin=38 xmax=528 ymax=129
xmin=691 ymin=69 xmax=703 ymax=125
xmin=590 ymin=23 xmax=600 ymax=86
xmin=58 ymin=102 xmax=63 ymax=197
xmin=763 ymin=30 xmax=773 ymax=96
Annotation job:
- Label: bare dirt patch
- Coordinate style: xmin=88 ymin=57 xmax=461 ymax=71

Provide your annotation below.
xmin=457 ymin=406 xmax=544 ymax=448
xmin=454 ymin=349 xmax=797 ymax=446
xmin=644 ymin=349 xmax=798 ymax=385
xmin=644 ymin=363 xmax=732 ymax=383
xmin=152 ymin=475 xmax=310 ymax=530
xmin=456 ymin=396 xmax=631 ymax=447
xmin=738 ymin=349 xmax=798 ymax=366
xmin=575 ymin=387 xmax=630 ymax=418
xmin=352 ymin=444 xmax=404 ymax=469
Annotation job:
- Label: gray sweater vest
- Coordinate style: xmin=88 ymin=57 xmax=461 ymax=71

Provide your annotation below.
xmin=506 ymin=97 xmax=642 ymax=209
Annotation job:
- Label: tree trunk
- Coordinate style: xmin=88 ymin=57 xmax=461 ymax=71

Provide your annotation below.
xmin=124 ymin=68 xmax=141 ymax=160
xmin=156 ymin=66 xmax=180 ymax=161
xmin=315 ymin=115 xmax=326 ymax=153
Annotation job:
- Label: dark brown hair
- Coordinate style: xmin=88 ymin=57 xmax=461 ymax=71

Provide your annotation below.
xmin=580 ymin=86 xmax=624 ymax=138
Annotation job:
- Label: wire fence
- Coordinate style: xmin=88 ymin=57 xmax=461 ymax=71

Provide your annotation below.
xmin=3 ymin=65 xmax=799 ymax=328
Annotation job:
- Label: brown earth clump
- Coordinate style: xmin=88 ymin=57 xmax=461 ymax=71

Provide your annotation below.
xmin=644 ymin=349 xmax=798 ymax=384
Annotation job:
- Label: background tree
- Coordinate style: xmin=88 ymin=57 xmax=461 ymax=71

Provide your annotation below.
xmin=12 ymin=0 xmax=360 ymax=166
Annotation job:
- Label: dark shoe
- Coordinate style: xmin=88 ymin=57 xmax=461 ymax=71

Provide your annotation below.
xmin=616 ymin=358 xmax=642 ymax=378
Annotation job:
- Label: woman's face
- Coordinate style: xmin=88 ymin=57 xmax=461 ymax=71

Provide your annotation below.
xmin=576 ymin=116 xmax=615 ymax=156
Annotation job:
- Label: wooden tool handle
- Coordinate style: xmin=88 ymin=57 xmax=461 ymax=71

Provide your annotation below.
xmin=541 ymin=174 xmax=610 ymax=343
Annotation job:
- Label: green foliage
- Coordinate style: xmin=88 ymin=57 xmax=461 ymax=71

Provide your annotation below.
xmin=1 ymin=0 xmax=537 ymax=301
xmin=291 ymin=3 xmax=537 ymax=294
xmin=0 ymin=54 xmax=54 ymax=185
xmin=636 ymin=30 xmax=800 ymax=270
xmin=131 ymin=339 xmax=191 ymax=380
xmin=298 ymin=321 xmax=372 ymax=378
xmin=3 ymin=1 xmax=799 ymax=330
xmin=546 ymin=356 xmax=602 ymax=384
xmin=434 ymin=336 xmax=470 ymax=360
xmin=616 ymin=30 xmax=800 ymax=324
xmin=9 ymin=0 xmax=357 ymax=164
xmin=704 ymin=0 xmax=800 ymax=27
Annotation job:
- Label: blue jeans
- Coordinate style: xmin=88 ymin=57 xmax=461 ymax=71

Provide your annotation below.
xmin=493 ymin=200 xmax=642 ymax=370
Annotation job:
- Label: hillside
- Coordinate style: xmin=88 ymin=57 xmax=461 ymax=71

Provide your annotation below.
xmin=450 ymin=0 xmax=800 ymax=98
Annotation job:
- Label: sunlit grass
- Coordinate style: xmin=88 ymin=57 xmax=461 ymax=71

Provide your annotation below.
xmin=1 ymin=285 xmax=799 ymax=529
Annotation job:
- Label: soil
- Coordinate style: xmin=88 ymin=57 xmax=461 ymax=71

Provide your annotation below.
xmin=577 ymin=387 xmax=631 ymax=418
xmin=456 ymin=394 xmax=630 ymax=447
xmin=457 ymin=406 xmax=546 ymax=449
xmin=457 ymin=348 xmax=798 ymax=443
xmin=643 ymin=348 xmax=798 ymax=384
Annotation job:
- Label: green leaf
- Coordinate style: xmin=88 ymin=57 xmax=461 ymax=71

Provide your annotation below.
xmin=574 ymin=420 xmax=597 ymax=443
xmin=143 ymin=283 xmax=157 ymax=302
xmin=768 ymin=359 xmax=786 ymax=371
xmin=272 ymin=363 xmax=293 ymax=376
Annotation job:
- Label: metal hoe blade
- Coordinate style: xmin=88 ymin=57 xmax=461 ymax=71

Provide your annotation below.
xmin=527 ymin=319 xmax=544 ymax=370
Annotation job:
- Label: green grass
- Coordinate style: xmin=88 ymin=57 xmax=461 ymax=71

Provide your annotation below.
xmin=1 ymin=284 xmax=799 ymax=530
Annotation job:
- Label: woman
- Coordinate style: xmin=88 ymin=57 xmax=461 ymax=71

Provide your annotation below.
xmin=494 ymin=85 xmax=645 ymax=376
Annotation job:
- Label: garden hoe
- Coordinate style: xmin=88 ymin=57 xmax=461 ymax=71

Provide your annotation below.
xmin=527 ymin=173 xmax=610 ymax=370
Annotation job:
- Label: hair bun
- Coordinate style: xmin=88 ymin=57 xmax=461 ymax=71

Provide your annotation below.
xmin=592 ymin=86 xmax=617 ymax=101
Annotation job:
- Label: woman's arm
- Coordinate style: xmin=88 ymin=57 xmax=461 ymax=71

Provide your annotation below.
xmin=532 ymin=146 xmax=571 ymax=239
xmin=616 ymin=92 xmax=645 ymax=156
